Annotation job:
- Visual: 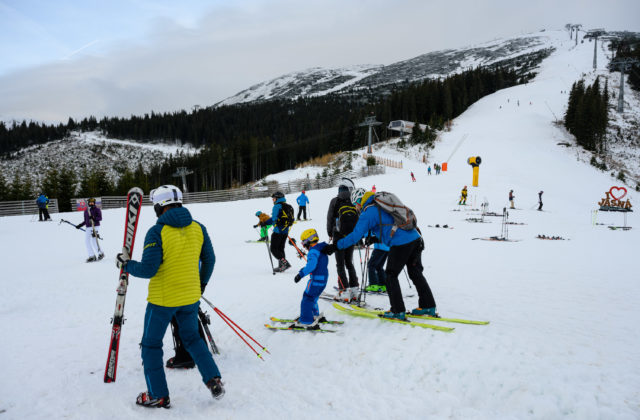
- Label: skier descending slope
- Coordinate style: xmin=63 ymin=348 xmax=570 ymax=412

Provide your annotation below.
xmin=291 ymin=229 xmax=330 ymax=330
xmin=115 ymin=185 xmax=224 ymax=408
xmin=323 ymin=190 xmax=436 ymax=321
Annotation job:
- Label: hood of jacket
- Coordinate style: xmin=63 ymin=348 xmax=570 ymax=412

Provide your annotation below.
xmin=157 ymin=206 xmax=193 ymax=228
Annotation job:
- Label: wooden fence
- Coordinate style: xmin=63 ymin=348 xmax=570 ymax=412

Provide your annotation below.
xmin=68 ymin=166 xmax=386 ymax=210
xmin=362 ymin=153 xmax=403 ymax=169
xmin=0 ymin=199 xmax=59 ymax=217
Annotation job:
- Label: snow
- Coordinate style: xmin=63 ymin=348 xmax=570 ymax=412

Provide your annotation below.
xmin=1 ymin=30 xmax=639 ymax=419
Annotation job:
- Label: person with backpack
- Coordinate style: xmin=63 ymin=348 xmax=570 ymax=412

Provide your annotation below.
xmin=296 ymin=191 xmax=309 ymax=221
xmin=115 ymin=184 xmax=224 ymax=408
xmin=291 ymin=228 xmax=330 ymax=330
xmin=75 ymin=197 xmax=104 ymax=262
xmin=322 ymin=189 xmax=437 ymax=321
xmin=253 ymin=211 xmax=272 ymax=242
xmin=262 ymin=191 xmax=294 ymax=272
xmin=326 ymin=180 xmax=359 ymax=301
xmin=459 ymin=186 xmax=468 ymax=205
xmin=36 ymin=193 xmax=52 ymax=221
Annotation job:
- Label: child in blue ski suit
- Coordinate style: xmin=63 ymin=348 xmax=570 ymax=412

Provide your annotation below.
xmin=292 ymin=229 xmax=329 ymax=329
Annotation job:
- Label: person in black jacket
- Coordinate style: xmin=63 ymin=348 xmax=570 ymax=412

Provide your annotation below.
xmin=326 ymin=179 xmax=359 ymax=301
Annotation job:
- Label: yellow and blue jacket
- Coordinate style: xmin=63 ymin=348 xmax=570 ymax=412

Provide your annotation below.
xmin=125 ymin=206 xmax=215 ymax=307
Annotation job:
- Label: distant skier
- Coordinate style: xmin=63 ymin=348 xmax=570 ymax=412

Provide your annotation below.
xmin=35 ymin=193 xmax=51 ymax=221
xmin=291 ymin=229 xmax=330 ymax=330
xmin=538 ymin=191 xmax=544 ymax=211
xmin=410 ymin=172 xmax=416 ymax=182
xmin=75 ymin=197 xmax=103 ymax=262
xmin=296 ymin=190 xmax=309 ymax=221
xmin=263 ymin=191 xmax=294 ymax=272
xmin=427 ymin=166 xmax=431 ymax=175
xmin=322 ymin=189 xmax=437 ymax=321
xmin=509 ymin=190 xmax=515 ymax=209
xmin=115 ymin=184 xmax=224 ymax=408
xmin=459 ymin=186 xmax=468 ymax=205
xmin=253 ymin=211 xmax=272 ymax=242
xmin=371 ymin=184 xmax=376 ymax=193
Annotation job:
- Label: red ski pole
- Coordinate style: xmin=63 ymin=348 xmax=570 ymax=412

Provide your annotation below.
xmin=201 ymin=297 xmax=270 ymax=359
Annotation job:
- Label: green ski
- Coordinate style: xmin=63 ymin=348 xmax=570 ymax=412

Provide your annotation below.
xmin=332 ymin=303 xmax=454 ymax=332
xmin=349 ymin=304 xmax=489 ymax=325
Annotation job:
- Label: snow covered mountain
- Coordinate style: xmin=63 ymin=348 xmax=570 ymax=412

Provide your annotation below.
xmin=217 ymin=32 xmax=554 ymax=106
xmin=0 ymin=131 xmax=199 ymax=188
xmin=1 ymin=30 xmax=639 ymax=418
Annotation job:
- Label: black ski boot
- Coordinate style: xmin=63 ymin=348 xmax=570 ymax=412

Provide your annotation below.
xmin=206 ymin=377 xmax=225 ymax=400
xmin=166 ymin=356 xmax=195 ymax=369
xmin=136 ymin=391 xmax=170 ymax=408
xmin=86 ymin=256 xmax=97 ymax=263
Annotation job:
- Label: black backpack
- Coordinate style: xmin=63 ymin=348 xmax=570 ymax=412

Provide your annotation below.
xmin=278 ymin=203 xmax=295 ymax=230
xmin=335 ymin=198 xmax=358 ymax=237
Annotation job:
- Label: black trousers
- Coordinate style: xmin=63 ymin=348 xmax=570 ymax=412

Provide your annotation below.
xmin=367 ymin=248 xmax=388 ymax=286
xmin=297 ymin=206 xmax=307 ymax=220
xmin=384 ymin=239 xmax=436 ymax=313
xmin=38 ymin=208 xmax=50 ymax=221
xmin=270 ymin=232 xmax=287 ymax=260
xmin=170 ymin=315 xmax=207 ymax=361
xmin=335 ymin=245 xmax=358 ymax=289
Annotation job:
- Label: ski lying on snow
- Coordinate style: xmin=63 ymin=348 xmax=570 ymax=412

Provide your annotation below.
xmin=348 ymin=304 xmax=489 ymax=325
xmin=270 ymin=316 xmax=344 ymax=325
xmin=264 ymin=324 xmax=336 ymax=333
xmin=332 ymin=303 xmax=454 ymax=332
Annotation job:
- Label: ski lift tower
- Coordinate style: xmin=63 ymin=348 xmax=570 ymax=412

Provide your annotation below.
xmin=571 ymin=24 xmax=582 ymax=46
xmin=359 ymin=115 xmax=382 ymax=154
xmin=584 ymin=29 xmax=606 ymax=69
xmin=172 ymin=167 xmax=193 ymax=193
xmin=611 ymin=58 xmax=639 ymax=113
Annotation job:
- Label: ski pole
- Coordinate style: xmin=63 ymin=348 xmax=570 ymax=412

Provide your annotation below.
xmin=257 ymin=227 xmax=276 ymax=275
xmin=198 ymin=308 xmax=220 ymax=355
xmin=201 ymin=297 xmax=270 ymax=359
xmin=403 ymin=268 xmax=412 ymax=289
xmin=60 ymin=218 xmax=86 ymax=232
xmin=357 ymin=245 xmax=371 ymax=306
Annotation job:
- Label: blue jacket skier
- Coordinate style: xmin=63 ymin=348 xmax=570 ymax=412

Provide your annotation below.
xmin=322 ymin=189 xmax=437 ymax=321
xmin=263 ymin=191 xmax=293 ymax=272
xmin=36 ymin=193 xmax=51 ymax=221
xmin=292 ymin=228 xmax=329 ymax=329
xmin=296 ymin=191 xmax=309 ymax=220
xmin=115 ymin=185 xmax=224 ymax=408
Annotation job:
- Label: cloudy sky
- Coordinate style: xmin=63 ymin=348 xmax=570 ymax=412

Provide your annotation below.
xmin=1 ymin=0 xmax=639 ymax=123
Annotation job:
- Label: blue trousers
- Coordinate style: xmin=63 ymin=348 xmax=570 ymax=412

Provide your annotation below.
xmin=299 ymin=278 xmax=327 ymax=324
xmin=367 ymin=249 xmax=388 ymax=286
xmin=141 ymin=301 xmax=221 ymax=398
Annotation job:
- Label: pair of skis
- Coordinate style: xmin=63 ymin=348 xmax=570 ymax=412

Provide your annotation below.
xmin=265 ymin=317 xmax=343 ymax=333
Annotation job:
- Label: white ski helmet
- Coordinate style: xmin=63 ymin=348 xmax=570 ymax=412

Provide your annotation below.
xmin=351 ymin=187 xmax=366 ymax=206
xmin=338 ymin=177 xmax=355 ymax=192
xmin=150 ymin=185 xmax=183 ymax=207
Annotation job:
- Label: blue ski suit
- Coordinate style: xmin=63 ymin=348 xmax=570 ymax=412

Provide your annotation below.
xmin=297 ymin=242 xmax=329 ymax=324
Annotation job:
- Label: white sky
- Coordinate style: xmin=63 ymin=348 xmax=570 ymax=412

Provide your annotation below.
xmin=1 ymin=0 xmax=639 ymax=123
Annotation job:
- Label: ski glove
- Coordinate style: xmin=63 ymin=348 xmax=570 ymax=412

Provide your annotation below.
xmin=294 ymin=274 xmax=302 ymax=283
xmin=364 ymin=236 xmax=379 ymax=246
xmin=116 ymin=251 xmax=130 ymax=269
xmin=321 ymin=244 xmax=337 ymax=255
xmin=201 ymin=282 xmax=207 ymax=294
xmin=253 ymin=224 xmax=259 ymax=228
xmin=75 ymin=224 xmax=82 ymax=229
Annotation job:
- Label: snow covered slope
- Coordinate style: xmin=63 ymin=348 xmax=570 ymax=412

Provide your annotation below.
xmin=0 ymin=130 xmax=199 ymax=188
xmin=218 ymin=31 xmax=554 ymax=106
xmin=0 ymin=31 xmax=639 ymax=419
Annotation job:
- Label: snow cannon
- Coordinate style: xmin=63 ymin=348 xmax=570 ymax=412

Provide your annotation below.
xmin=467 ymin=156 xmax=482 ymax=187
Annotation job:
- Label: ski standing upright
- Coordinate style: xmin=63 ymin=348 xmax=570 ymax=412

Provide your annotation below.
xmin=104 ymin=187 xmax=144 ymax=383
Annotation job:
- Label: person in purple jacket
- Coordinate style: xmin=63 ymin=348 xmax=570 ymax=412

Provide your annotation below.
xmin=76 ymin=197 xmax=104 ymax=262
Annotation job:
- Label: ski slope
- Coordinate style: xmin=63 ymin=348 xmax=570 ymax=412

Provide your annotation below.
xmin=1 ymin=30 xmax=639 ymax=419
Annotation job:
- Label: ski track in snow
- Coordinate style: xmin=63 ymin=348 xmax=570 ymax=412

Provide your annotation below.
xmin=1 ymin=30 xmax=639 ymax=419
